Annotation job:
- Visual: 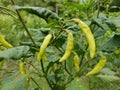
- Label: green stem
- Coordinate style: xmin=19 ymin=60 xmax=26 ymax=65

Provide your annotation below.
xmin=97 ymin=1 xmax=100 ymax=18
xmin=40 ymin=60 xmax=45 ymax=73
xmin=0 ymin=6 xmax=17 ymax=14
xmin=54 ymin=41 xmax=73 ymax=77
xmin=31 ymin=77 xmax=42 ymax=90
xmin=26 ymin=61 xmax=42 ymax=75
xmin=0 ymin=9 xmax=17 ymax=19
xmin=52 ymin=30 xmax=63 ymax=44
xmin=79 ymin=44 xmax=88 ymax=67
xmin=54 ymin=45 xmax=64 ymax=54
xmin=64 ymin=61 xmax=73 ymax=76
xmin=10 ymin=0 xmax=37 ymax=47
xmin=51 ymin=23 xmax=64 ymax=44
xmin=80 ymin=57 xmax=93 ymax=73
xmin=54 ymin=44 xmax=73 ymax=76
xmin=40 ymin=60 xmax=53 ymax=89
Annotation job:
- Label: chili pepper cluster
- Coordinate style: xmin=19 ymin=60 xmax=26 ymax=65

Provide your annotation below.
xmin=36 ymin=18 xmax=106 ymax=75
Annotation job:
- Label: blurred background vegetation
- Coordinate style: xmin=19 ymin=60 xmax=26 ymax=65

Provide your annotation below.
xmin=0 ymin=0 xmax=120 ymax=90
xmin=0 ymin=0 xmax=120 ymax=45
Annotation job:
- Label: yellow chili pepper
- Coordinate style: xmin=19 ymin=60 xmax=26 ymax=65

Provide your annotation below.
xmin=19 ymin=60 xmax=30 ymax=90
xmin=114 ymin=49 xmax=120 ymax=55
xmin=73 ymin=52 xmax=80 ymax=72
xmin=59 ymin=30 xmax=74 ymax=62
xmin=19 ymin=60 xmax=26 ymax=75
xmin=71 ymin=19 xmax=96 ymax=58
xmin=26 ymin=76 xmax=30 ymax=90
xmin=86 ymin=56 xmax=107 ymax=76
xmin=0 ymin=61 xmax=4 ymax=69
xmin=37 ymin=33 xmax=52 ymax=61
xmin=0 ymin=32 xmax=13 ymax=48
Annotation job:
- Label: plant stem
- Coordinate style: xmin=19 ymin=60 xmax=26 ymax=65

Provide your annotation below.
xmin=54 ymin=43 xmax=72 ymax=77
xmin=51 ymin=25 xmax=64 ymax=44
xmin=31 ymin=77 xmax=42 ymax=90
xmin=40 ymin=60 xmax=45 ymax=73
xmin=10 ymin=0 xmax=37 ymax=47
xmin=0 ymin=10 xmax=17 ymax=19
xmin=40 ymin=60 xmax=53 ymax=89
xmin=27 ymin=61 xmax=42 ymax=75
xmin=64 ymin=61 xmax=72 ymax=76
xmin=0 ymin=6 xmax=17 ymax=14
xmin=97 ymin=1 xmax=100 ymax=18
xmin=79 ymin=44 xmax=88 ymax=67
xmin=53 ymin=30 xmax=63 ymax=44
xmin=54 ymin=45 xmax=64 ymax=54
xmin=80 ymin=57 xmax=93 ymax=72
xmin=54 ymin=44 xmax=72 ymax=76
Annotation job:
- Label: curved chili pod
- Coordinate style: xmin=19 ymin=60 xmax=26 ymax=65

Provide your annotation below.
xmin=0 ymin=61 xmax=4 ymax=69
xmin=59 ymin=30 xmax=74 ymax=62
xmin=86 ymin=56 xmax=107 ymax=76
xmin=71 ymin=18 xmax=96 ymax=58
xmin=19 ymin=60 xmax=26 ymax=75
xmin=37 ymin=33 xmax=52 ymax=61
xmin=0 ymin=32 xmax=13 ymax=48
xmin=73 ymin=52 xmax=80 ymax=72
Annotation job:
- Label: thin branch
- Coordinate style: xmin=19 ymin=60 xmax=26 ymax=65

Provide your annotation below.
xmin=0 ymin=6 xmax=17 ymax=14
xmin=0 ymin=10 xmax=17 ymax=19
xmin=79 ymin=44 xmax=88 ymax=67
xmin=40 ymin=60 xmax=53 ymax=89
xmin=54 ymin=45 xmax=64 ymax=54
xmin=40 ymin=60 xmax=45 ymax=73
xmin=10 ymin=0 xmax=37 ymax=47
xmin=80 ymin=57 xmax=94 ymax=73
xmin=31 ymin=77 xmax=42 ymax=90
xmin=26 ymin=61 xmax=42 ymax=75
xmin=51 ymin=30 xmax=63 ymax=44
xmin=97 ymin=1 xmax=100 ymax=18
xmin=50 ymin=27 xmax=64 ymax=45
xmin=64 ymin=61 xmax=73 ymax=76
xmin=54 ymin=40 xmax=73 ymax=77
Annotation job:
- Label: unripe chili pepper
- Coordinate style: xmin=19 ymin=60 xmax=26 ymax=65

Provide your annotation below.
xmin=0 ymin=32 xmax=13 ymax=48
xmin=0 ymin=61 xmax=3 ymax=69
xmin=59 ymin=30 xmax=74 ymax=62
xmin=19 ymin=60 xmax=30 ymax=90
xmin=19 ymin=60 xmax=26 ymax=75
xmin=37 ymin=33 xmax=52 ymax=61
xmin=71 ymin=19 xmax=96 ymax=59
xmin=26 ymin=76 xmax=30 ymax=90
xmin=86 ymin=56 xmax=106 ymax=76
xmin=73 ymin=52 xmax=80 ymax=72
xmin=114 ymin=49 xmax=120 ymax=55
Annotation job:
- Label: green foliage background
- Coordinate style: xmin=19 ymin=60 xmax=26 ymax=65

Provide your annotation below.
xmin=0 ymin=0 xmax=120 ymax=90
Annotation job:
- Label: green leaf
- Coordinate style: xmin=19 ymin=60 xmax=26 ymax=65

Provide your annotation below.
xmin=1 ymin=72 xmax=28 ymax=90
xmin=84 ymin=0 xmax=98 ymax=10
xmin=14 ymin=6 xmax=61 ymax=22
xmin=48 ymin=54 xmax=61 ymax=62
xmin=94 ymin=28 xmax=106 ymax=37
xmin=67 ymin=24 xmax=80 ymax=32
xmin=2 ymin=72 xmax=19 ymax=85
xmin=0 ymin=46 xmax=30 ymax=60
xmin=100 ymin=68 xmax=116 ymax=75
xmin=38 ymin=77 xmax=51 ymax=90
xmin=66 ymin=78 xmax=89 ymax=90
xmin=96 ymin=75 xmax=120 ymax=82
xmin=92 ymin=18 xmax=110 ymax=30
xmin=101 ymin=34 xmax=120 ymax=52
xmin=54 ymin=37 xmax=66 ymax=48
xmin=64 ymin=2 xmax=83 ymax=10
xmin=20 ymin=42 xmax=41 ymax=47
xmin=74 ymin=42 xmax=85 ymax=55
xmin=105 ymin=17 xmax=120 ymax=28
